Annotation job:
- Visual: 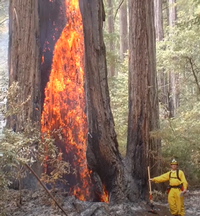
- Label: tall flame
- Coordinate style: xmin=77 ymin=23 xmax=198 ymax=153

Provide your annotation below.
xmin=41 ymin=0 xmax=92 ymax=200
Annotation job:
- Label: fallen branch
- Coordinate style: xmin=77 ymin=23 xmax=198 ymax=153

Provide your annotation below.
xmin=24 ymin=163 xmax=68 ymax=216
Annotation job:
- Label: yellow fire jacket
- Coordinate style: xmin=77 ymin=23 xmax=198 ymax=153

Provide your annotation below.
xmin=152 ymin=169 xmax=188 ymax=190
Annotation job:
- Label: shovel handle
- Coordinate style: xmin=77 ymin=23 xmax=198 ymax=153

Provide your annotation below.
xmin=148 ymin=166 xmax=153 ymax=203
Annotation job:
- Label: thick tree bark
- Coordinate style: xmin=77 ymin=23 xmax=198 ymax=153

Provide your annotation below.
xmin=8 ymin=0 xmax=41 ymax=131
xmin=119 ymin=0 xmax=128 ymax=61
xmin=8 ymin=0 xmax=41 ymax=189
xmin=127 ymin=0 xmax=161 ymax=197
xmin=8 ymin=0 xmax=65 ymax=130
xmin=80 ymin=0 xmax=139 ymax=203
xmin=8 ymin=0 xmax=65 ymax=189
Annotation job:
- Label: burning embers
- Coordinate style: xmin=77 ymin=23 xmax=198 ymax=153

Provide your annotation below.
xmin=41 ymin=0 xmax=91 ymax=201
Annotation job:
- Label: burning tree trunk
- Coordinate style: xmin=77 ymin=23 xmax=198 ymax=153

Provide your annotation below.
xmin=80 ymin=0 xmax=151 ymax=203
xmin=8 ymin=0 xmax=160 ymax=203
xmin=39 ymin=0 xmax=66 ymax=106
xmin=40 ymin=0 xmax=95 ymax=201
xmin=8 ymin=0 xmax=66 ymax=130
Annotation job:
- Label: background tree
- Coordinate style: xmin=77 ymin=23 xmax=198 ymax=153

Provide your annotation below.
xmin=168 ymin=0 xmax=179 ymax=117
xmin=156 ymin=0 xmax=200 ymax=183
xmin=107 ymin=0 xmax=116 ymax=77
xmin=0 ymin=0 xmax=8 ymax=92
xmin=154 ymin=0 xmax=169 ymax=112
xmin=119 ymin=0 xmax=128 ymax=61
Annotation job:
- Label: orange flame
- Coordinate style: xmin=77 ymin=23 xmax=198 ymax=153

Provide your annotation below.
xmin=41 ymin=0 xmax=92 ymax=201
xmin=100 ymin=184 xmax=109 ymax=203
xmin=41 ymin=55 xmax=44 ymax=64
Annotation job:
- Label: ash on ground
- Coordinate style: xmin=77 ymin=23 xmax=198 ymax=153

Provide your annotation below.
xmin=0 ymin=189 xmax=199 ymax=216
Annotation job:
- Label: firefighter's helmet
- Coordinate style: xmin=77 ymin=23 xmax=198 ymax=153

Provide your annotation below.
xmin=171 ymin=158 xmax=178 ymax=165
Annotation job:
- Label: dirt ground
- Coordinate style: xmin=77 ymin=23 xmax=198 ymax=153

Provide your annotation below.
xmin=0 ymin=189 xmax=199 ymax=216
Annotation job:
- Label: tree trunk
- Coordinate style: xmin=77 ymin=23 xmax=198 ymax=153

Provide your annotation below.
xmin=8 ymin=0 xmax=42 ymax=189
xmin=154 ymin=0 xmax=164 ymax=41
xmin=107 ymin=0 xmax=115 ymax=77
xmin=127 ymin=0 xmax=161 ymax=197
xmin=80 ymin=0 xmax=139 ymax=203
xmin=8 ymin=0 xmax=65 ymax=189
xmin=8 ymin=0 xmax=66 ymax=130
xmin=8 ymin=0 xmax=41 ymax=131
xmin=119 ymin=0 xmax=128 ymax=61
xmin=168 ymin=0 xmax=179 ymax=117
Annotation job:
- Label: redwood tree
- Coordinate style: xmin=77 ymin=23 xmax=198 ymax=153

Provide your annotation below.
xmin=127 ymin=0 xmax=161 ymax=190
xmin=8 ymin=0 xmax=41 ymax=131
xmin=8 ymin=0 xmax=160 ymax=202
xmin=119 ymin=0 xmax=128 ymax=61
xmin=80 ymin=0 xmax=160 ymax=201
xmin=80 ymin=0 xmax=139 ymax=203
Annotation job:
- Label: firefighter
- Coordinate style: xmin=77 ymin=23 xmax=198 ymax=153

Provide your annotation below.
xmin=149 ymin=159 xmax=188 ymax=216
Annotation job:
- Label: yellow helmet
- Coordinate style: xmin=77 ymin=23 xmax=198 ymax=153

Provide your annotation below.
xmin=171 ymin=159 xmax=178 ymax=165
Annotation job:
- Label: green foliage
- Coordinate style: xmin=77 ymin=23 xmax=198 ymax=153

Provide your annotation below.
xmin=157 ymin=0 xmax=200 ymax=101
xmin=155 ymin=0 xmax=200 ymax=185
xmin=0 ymin=82 xmax=70 ymax=207
xmin=38 ymin=130 xmax=71 ymax=190
xmin=108 ymin=56 xmax=128 ymax=155
xmin=103 ymin=0 xmax=122 ymax=76
xmin=0 ymin=83 xmax=39 ymax=192
xmin=40 ymin=152 xmax=70 ymax=192
xmin=159 ymin=102 xmax=200 ymax=185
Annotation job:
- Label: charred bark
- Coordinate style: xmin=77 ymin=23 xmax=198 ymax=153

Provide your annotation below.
xmin=80 ymin=0 xmax=139 ymax=203
xmin=127 ymin=0 xmax=161 ymax=198
xmin=39 ymin=0 xmax=66 ymax=107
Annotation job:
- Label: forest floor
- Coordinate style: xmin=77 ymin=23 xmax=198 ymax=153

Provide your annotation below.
xmin=0 ymin=189 xmax=199 ymax=216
